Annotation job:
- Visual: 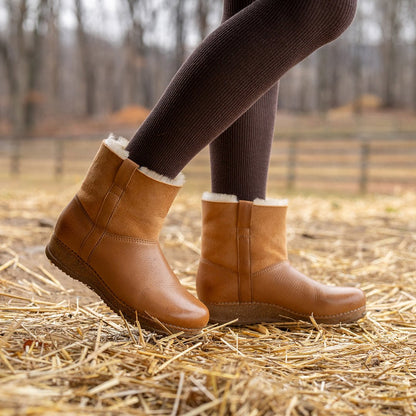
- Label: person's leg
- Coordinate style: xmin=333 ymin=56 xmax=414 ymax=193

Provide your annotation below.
xmin=210 ymin=0 xmax=279 ymax=201
xmin=127 ymin=0 xmax=357 ymax=181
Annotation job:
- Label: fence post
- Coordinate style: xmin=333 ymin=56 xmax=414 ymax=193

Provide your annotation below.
xmin=359 ymin=136 xmax=370 ymax=193
xmin=286 ymin=136 xmax=297 ymax=190
xmin=55 ymin=139 xmax=64 ymax=179
xmin=10 ymin=137 xmax=21 ymax=176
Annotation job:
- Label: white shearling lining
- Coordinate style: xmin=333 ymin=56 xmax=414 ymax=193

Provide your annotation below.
xmin=202 ymin=192 xmax=288 ymax=206
xmin=139 ymin=166 xmax=185 ymax=187
xmin=202 ymin=192 xmax=238 ymax=203
xmin=104 ymin=133 xmax=185 ymax=186
xmin=104 ymin=133 xmax=129 ymax=160
xmin=253 ymin=198 xmax=288 ymax=207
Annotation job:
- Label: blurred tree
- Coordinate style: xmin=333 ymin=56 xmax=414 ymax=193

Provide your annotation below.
xmin=25 ymin=0 xmax=49 ymax=129
xmin=408 ymin=0 xmax=416 ymax=112
xmin=196 ymin=0 xmax=210 ymax=41
xmin=377 ymin=0 xmax=404 ymax=108
xmin=195 ymin=1 xmax=222 ymax=41
xmin=0 ymin=0 xmax=416 ymax=133
xmin=46 ymin=0 xmax=61 ymax=112
xmin=75 ymin=0 xmax=96 ymax=116
xmin=297 ymin=58 xmax=311 ymax=113
xmin=316 ymin=46 xmax=330 ymax=116
xmin=351 ymin=1 xmax=365 ymax=115
xmin=0 ymin=0 xmax=49 ymax=135
xmin=328 ymin=43 xmax=343 ymax=109
xmin=0 ymin=0 xmax=28 ymax=136
xmin=124 ymin=0 xmax=156 ymax=109
xmin=173 ymin=0 xmax=187 ymax=70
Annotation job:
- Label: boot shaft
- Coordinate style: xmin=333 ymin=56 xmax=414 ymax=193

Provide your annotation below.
xmin=74 ymin=136 xmax=183 ymax=241
xmin=200 ymin=196 xmax=289 ymax=274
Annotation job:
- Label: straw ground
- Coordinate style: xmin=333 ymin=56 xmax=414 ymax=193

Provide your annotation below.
xmin=0 ymin=186 xmax=415 ymax=415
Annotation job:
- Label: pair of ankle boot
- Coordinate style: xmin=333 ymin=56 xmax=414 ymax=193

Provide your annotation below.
xmin=45 ymin=136 xmax=366 ymax=334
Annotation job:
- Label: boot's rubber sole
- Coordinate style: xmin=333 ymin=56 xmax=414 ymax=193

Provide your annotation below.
xmin=206 ymin=302 xmax=366 ymax=326
xmin=45 ymin=234 xmax=202 ymax=335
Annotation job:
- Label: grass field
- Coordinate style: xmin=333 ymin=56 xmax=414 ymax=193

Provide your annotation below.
xmin=0 ymin=180 xmax=415 ymax=415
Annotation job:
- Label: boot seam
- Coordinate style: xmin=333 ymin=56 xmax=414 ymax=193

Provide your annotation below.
xmin=199 ymin=257 xmax=238 ymax=274
xmin=204 ymin=301 xmax=365 ymax=319
xmin=102 ymin=231 xmax=157 ymax=245
xmin=76 ymin=192 xmax=155 ymax=244
xmin=251 ymin=260 xmax=290 ymax=277
xmin=199 ymin=260 xmax=364 ymax=319
xmin=74 ymin=195 xmax=95 ymax=225
xmin=87 ymin=166 xmax=136 ymax=263
xmin=109 ymin=184 xmax=124 ymax=194
xmin=64 ymin=198 xmax=156 ymax=244
xmin=236 ymin=202 xmax=252 ymax=303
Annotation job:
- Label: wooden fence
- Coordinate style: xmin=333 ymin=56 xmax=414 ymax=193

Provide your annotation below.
xmin=0 ymin=132 xmax=415 ymax=194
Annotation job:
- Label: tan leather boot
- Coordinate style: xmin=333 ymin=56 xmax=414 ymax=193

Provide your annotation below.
xmin=46 ymin=135 xmax=209 ymax=334
xmin=196 ymin=193 xmax=366 ymax=325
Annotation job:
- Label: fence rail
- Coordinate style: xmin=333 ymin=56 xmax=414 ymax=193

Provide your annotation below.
xmin=1 ymin=132 xmax=415 ymax=194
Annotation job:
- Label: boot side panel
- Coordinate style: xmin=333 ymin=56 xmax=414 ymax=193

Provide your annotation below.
xmin=196 ymin=258 xmax=239 ymax=303
xmin=200 ymin=200 xmax=239 ymax=271
xmin=109 ymin=166 xmax=180 ymax=240
xmin=77 ymin=142 xmax=124 ymax=221
xmin=251 ymin=205 xmax=288 ymax=272
xmin=54 ymin=196 xmax=94 ymax=253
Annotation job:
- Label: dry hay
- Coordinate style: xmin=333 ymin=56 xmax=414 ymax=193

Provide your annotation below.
xmin=0 ymin=189 xmax=415 ymax=415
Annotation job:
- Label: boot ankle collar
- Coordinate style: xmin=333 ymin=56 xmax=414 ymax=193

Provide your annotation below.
xmin=202 ymin=192 xmax=288 ymax=206
xmin=253 ymin=198 xmax=288 ymax=207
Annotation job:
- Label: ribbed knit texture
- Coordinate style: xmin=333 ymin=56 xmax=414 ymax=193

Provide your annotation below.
xmin=127 ymin=0 xmax=357 ymax=196
xmin=210 ymin=0 xmax=279 ymax=201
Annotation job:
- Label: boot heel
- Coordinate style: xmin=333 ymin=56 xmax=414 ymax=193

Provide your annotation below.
xmin=45 ymin=234 xmax=97 ymax=289
xmin=45 ymin=234 xmax=123 ymax=317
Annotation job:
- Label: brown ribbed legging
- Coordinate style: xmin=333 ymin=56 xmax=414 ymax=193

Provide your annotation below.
xmin=126 ymin=0 xmax=357 ymax=200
